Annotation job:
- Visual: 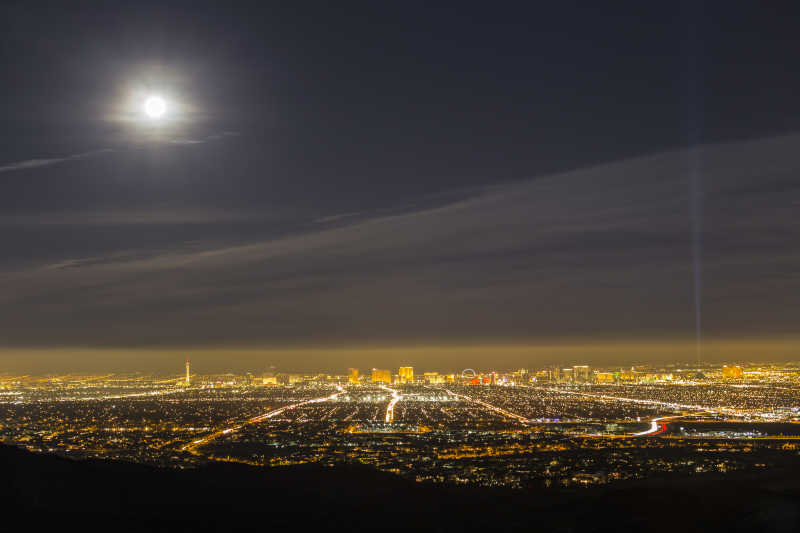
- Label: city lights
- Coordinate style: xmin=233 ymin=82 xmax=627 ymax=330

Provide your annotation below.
xmin=1 ymin=361 xmax=799 ymax=489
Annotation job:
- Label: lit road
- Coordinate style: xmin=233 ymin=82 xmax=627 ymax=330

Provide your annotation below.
xmin=0 ymin=385 xmax=190 ymax=404
xmin=541 ymin=385 xmax=800 ymax=422
xmin=43 ymin=387 xmax=191 ymax=403
xmin=444 ymin=388 xmax=529 ymax=424
xmin=632 ymin=415 xmax=684 ymax=436
xmin=379 ymin=385 xmax=402 ymax=423
xmin=538 ymin=387 xmax=733 ymax=417
xmin=183 ymin=385 xmax=345 ymax=453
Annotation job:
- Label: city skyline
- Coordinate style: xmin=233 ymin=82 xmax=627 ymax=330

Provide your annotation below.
xmin=0 ymin=360 xmax=786 ymax=386
xmin=3 ymin=359 xmax=800 ymax=490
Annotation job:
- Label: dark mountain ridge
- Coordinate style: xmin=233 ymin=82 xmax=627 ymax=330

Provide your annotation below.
xmin=2 ymin=444 xmax=799 ymax=532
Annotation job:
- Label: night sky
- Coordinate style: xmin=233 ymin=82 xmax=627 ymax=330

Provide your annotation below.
xmin=1 ymin=2 xmax=799 ymax=372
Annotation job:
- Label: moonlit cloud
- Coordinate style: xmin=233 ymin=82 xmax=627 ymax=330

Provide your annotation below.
xmin=168 ymin=139 xmax=205 ymax=145
xmin=0 ymin=134 xmax=798 ymax=359
xmin=168 ymin=132 xmax=242 ymax=145
xmin=0 ymin=149 xmax=113 ymax=174
xmin=0 ymin=129 xmax=240 ymax=178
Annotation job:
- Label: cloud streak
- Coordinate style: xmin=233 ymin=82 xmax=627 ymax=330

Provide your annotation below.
xmin=0 ymin=149 xmax=113 ymax=174
xmin=0 ymin=131 xmax=240 ymax=174
xmin=169 ymin=131 xmax=241 ymax=145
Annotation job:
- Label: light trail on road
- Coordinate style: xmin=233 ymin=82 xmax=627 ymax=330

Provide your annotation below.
xmin=379 ymin=385 xmax=402 ymax=423
xmin=182 ymin=385 xmax=344 ymax=453
xmin=632 ymin=415 xmax=685 ymax=436
xmin=444 ymin=389 xmax=529 ymax=424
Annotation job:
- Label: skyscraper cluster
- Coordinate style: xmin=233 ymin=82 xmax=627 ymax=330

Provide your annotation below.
xmin=398 ymin=367 xmax=414 ymax=383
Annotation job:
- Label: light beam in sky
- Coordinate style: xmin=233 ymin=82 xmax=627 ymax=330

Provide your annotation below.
xmin=687 ymin=9 xmax=704 ymax=364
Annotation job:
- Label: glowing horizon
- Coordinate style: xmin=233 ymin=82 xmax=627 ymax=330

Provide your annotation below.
xmin=2 ymin=337 xmax=799 ymax=374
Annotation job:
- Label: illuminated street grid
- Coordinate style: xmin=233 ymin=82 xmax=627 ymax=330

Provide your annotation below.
xmin=2 ymin=364 xmax=800 ymax=488
xmin=454 ymin=385 xmax=666 ymax=422
xmin=551 ymin=383 xmax=800 ymax=418
xmin=0 ymin=385 xmax=336 ymax=465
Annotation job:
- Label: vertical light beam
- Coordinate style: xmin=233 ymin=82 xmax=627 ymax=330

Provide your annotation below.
xmin=689 ymin=148 xmax=703 ymax=363
xmin=687 ymin=6 xmax=704 ymax=363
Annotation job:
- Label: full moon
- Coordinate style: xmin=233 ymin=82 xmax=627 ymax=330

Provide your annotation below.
xmin=143 ymin=96 xmax=166 ymax=118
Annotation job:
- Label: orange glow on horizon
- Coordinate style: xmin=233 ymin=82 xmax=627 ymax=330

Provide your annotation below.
xmin=1 ymin=337 xmax=799 ymax=374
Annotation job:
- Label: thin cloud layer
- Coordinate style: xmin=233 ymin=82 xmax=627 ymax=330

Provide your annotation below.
xmin=0 ymin=135 xmax=798 ymax=350
xmin=0 ymin=130 xmax=240 ymax=174
xmin=0 ymin=149 xmax=113 ymax=174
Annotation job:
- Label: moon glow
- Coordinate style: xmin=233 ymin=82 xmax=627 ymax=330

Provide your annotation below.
xmin=143 ymin=96 xmax=166 ymax=118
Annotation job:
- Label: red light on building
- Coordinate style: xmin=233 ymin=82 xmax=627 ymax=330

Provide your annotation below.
xmin=470 ymin=378 xmax=480 ymax=386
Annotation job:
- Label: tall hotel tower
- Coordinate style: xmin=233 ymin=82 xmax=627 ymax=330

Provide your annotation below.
xmin=185 ymin=357 xmax=191 ymax=386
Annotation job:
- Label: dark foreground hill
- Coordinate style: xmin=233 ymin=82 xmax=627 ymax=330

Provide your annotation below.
xmin=2 ymin=444 xmax=799 ymax=532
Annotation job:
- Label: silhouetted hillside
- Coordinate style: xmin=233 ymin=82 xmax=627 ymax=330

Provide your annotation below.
xmin=2 ymin=444 xmax=799 ymax=532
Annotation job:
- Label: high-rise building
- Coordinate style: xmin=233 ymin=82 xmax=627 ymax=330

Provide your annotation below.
xmin=185 ymin=357 xmax=190 ymax=385
xmin=573 ymin=365 xmax=591 ymax=382
xmin=595 ymin=372 xmax=615 ymax=384
xmin=348 ymin=368 xmax=359 ymax=384
xmin=398 ymin=366 xmax=414 ymax=383
xmin=423 ymin=372 xmax=446 ymax=384
xmin=722 ymin=365 xmax=744 ymax=379
xmin=371 ymin=368 xmax=391 ymax=384
xmin=282 ymin=373 xmax=303 ymax=385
